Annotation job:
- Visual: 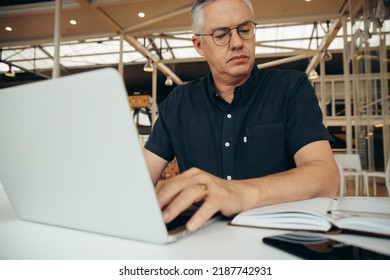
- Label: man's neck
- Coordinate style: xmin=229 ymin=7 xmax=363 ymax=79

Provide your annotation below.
xmin=216 ymin=87 xmax=235 ymax=104
xmin=213 ymin=73 xmax=251 ymax=104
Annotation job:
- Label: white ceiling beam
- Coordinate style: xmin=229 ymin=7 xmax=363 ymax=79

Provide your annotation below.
xmin=255 ymin=13 xmax=341 ymax=26
xmin=0 ymin=32 xmax=117 ymax=48
xmin=305 ymin=17 xmax=342 ymax=75
xmin=76 ymin=0 xmax=183 ymax=85
xmin=257 ymin=43 xmax=318 ymax=54
xmin=259 ymin=53 xmax=313 ymax=69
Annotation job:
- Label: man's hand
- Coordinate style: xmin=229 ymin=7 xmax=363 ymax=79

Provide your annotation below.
xmin=157 ymin=168 xmax=252 ymax=232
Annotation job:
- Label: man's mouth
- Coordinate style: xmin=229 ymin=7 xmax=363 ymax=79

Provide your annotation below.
xmin=229 ymin=55 xmax=248 ymax=62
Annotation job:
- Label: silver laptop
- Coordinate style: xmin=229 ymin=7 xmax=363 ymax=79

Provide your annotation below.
xmin=0 ymin=68 xmax=213 ymax=244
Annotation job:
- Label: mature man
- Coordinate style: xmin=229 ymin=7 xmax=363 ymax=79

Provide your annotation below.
xmin=143 ymin=0 xmax=340 ymax=232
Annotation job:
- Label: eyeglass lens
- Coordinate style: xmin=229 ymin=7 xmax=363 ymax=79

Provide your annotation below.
xmin=212 ymin=21 xmax=256 ymax=46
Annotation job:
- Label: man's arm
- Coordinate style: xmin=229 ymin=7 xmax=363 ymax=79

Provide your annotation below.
xmin=156 ymin=140 xmax=340 ymax=232
xmin=143 ymin=148 xmax=169 ymax=186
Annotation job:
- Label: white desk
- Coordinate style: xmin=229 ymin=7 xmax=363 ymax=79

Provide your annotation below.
xmin=1 ymin=186 xmax=389 ymax=260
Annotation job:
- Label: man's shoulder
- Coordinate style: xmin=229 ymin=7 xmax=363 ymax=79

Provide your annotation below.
xmin=175 ymin=76 xmax=207 ymax=92
xmin=166 ymin=76 xmax=208 ymax=99
xmin=159 ymin=76 xmax=209 ymax=108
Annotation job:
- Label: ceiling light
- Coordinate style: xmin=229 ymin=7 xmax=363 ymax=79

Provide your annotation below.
xmin=5 ymin=26 xmax=12 ymax=32
xmin=70 ymin=20 xmax=77 ymax=25
xmin=5 ymin=65 xmax=15 ymax=78
xmin=308 ymin=69 xmax=318 ymax=80
xmin=165 ymin=76 xmax=173 ymax=86
xmin=138 ymin=12 xmax=145 ymax=18
xmin=143 ymin=59 xmax=153 ymax=72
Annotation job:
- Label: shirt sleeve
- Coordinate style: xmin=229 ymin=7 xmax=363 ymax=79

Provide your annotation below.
xmin=286 ymin=72 xmax=334 ymax=156
xmin=144 ymin=100 xmax=175 ymax=162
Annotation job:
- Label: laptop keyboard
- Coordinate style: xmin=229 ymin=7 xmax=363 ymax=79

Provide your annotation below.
xmin=166 ymin=208 xmax=194 ymax=232
xmin=166 ymin=206 xmax=222 ymax=233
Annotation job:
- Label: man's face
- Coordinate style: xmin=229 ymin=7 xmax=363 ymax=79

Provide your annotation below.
xmin=192 ymin=0 xmax=256 ymax=83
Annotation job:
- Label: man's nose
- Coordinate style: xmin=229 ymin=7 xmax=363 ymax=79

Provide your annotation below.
xmin=229 ymin=28 xmax=244 ymax=47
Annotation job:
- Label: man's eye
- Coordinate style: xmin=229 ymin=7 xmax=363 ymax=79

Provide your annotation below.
xmin=239 ymin=28 xmax=250 ymax=34
xmin=213 ymin=30 xmax=229 ymax=39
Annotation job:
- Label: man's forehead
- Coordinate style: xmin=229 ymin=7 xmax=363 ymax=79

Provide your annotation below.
xmin=202 ymin=2 xmax=253 ymax=28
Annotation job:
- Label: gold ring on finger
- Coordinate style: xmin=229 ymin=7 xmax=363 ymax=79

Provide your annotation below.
xmin=197 ymin=183 xmax=208 ymax=192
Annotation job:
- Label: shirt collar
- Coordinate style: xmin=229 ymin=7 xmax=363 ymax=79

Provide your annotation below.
xmin=206 ymin=64 xmax=263 ymax=106
xmin=240 ymin=64 xmax=263 ymax=104
xmin=206 ymin=72 xmax=218 ymax=105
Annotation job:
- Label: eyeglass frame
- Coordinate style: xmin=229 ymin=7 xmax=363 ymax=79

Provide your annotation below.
xmin=195 ymin=21 xmax=257 ymax=46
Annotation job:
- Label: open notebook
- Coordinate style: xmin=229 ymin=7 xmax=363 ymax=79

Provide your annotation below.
xmin=0 ymin=68 xmax=217 ymax=244
xmin=231 ymin=197 xmax=390 ymax=238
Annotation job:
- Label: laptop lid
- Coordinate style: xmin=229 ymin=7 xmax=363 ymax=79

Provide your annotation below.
xmin=0 ymin=68 xmax=175 ymax=244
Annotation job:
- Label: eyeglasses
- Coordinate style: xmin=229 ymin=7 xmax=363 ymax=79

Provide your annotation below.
xmin=195 ymin=21 xmax=257 ymax=46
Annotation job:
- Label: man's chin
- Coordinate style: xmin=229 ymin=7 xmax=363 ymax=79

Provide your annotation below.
xmin=228 ymin=63 xmax=253 ymax=75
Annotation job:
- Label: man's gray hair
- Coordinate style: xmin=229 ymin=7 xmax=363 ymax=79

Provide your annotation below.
xmin=191 ymin=0 xmax=254 ymax=35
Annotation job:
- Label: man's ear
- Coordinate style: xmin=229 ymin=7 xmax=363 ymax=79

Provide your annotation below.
xmin=192 ymin=36 xmax=205 ymax=57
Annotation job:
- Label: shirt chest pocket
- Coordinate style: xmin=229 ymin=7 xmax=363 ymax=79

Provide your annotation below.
xmin=244 ymin=123 xmax=285 ymax=171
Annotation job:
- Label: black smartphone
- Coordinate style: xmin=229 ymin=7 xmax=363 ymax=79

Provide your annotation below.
xmin=263 ymin=232 xmax=390 ymax=260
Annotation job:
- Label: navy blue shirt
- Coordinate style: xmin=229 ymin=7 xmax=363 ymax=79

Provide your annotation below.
xmin=145 ymin=65 xmax=333 ymax=180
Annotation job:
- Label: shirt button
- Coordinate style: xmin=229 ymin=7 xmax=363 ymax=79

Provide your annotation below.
xmin=227 ymin=175 xmax=232 ymax=180
xmin=227 ymin=114 xmax=232 ymax=119
xmin=225 ymin=142 xmax=230 ymax=147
